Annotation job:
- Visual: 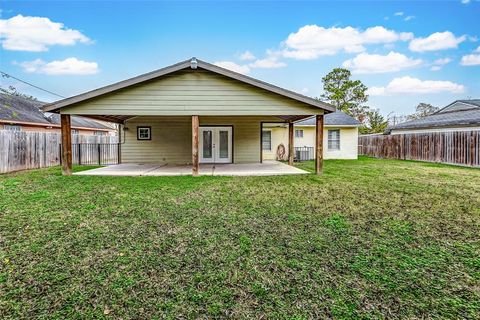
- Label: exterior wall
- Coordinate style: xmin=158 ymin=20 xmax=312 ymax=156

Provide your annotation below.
xmin=264 ymin=125 xmax=359 ymax=160
xmin=262 ymin=125 xmax=288 ymax=160
xmin=390 ymin=126 xmax=480 ymax=135
xmin=0 ymin=123 xmax=57 ymax=132
xmin=322 ymin=126 xmax=358 ymax=159
xmin=122 ymin=116 xmax=280 ymax=164
xmin=60 ymin=69 xmax=323 ymax=117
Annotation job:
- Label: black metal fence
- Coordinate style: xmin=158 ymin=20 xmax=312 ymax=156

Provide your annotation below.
xmin=61 ymin=143 xmax=120 ymax=166
xmin=294 ymin=147 xmax=314 ymax=161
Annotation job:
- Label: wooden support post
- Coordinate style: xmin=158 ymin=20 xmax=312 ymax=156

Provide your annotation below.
xmin=192 ymin=115 xmax=199 ymax=176
xmin=117 ymin=124 xmax=122 ymax=165
xmin=60 ymin=114 xmax=72 ymax=175
xmin=288 ymin=122 xmax=294 ymax=165
xmin=315 ymin=114 xmax=324 ymax=175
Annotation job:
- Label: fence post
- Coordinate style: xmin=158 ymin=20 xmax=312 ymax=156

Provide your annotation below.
xmin=117 ymin=142 xmax=121 ymax=164
xmin=59 ymin=143 xmax=62 ymax=165
xmin=98 ymin=144 xmax=101 ymax=165
xmin=78 ymin=144 xmax=82 ymax=165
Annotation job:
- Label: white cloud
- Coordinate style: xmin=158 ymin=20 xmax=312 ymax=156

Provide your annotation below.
xmin=394 ymin=12 xmax=404 ymax=16
xmin=19 ymin=58 xmax=98 ymax=75
xmin=460 ymin=54 xmax=480 ymax=66
xmin=433 ymin=58 xmax=452 ymax=65
xmin=0 ymin=14 xmax=90 ymax=51
xmin=239 ymin=51 xmax=256 ymax=61
xmin=342 ymin=51 xmax=422 ymax=74
xmin=367 ymin=86 xmax=387 ymax=96
xmin=248 ymin=56 xmax=286 ymax=69
xmin=409 ymin=31 xmax=466 ymax=52
xmin=430 ymin=57 xmax=452 ymax=71
xmin=282 ymin=25 xmax=413 ymax=60
xmin=461 ymin=0 xmax=471 ymax=4
xmin=475 ymin=46 xmax=480 ymax=52
xmin=214 ymin=61 xmax=250 ymax=74
xmin=367 ymin=76 xmax=465 ymax=96
xmin=404 ymin=16 xmax=415 ymax=21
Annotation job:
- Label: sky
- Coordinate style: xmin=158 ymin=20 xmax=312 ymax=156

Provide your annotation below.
xmin=0 ymin=0 xmax=479 ymax=117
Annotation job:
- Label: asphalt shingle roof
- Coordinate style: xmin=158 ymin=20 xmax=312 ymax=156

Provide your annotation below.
xmin=0 ymin=93 xmax=51 ymax=124
xmin=295 ymin=110 xmax=361 ymax=126
xmin=456 ymin=99 xmax=480 ymax=107
xmin=0 ymin=93 xmax=112 ymax=130
xmin=390 ymin=100 xmax=480 ymax=130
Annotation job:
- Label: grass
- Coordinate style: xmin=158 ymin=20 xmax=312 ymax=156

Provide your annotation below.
xmin=1 ymin=157 xmax=479 ymax=319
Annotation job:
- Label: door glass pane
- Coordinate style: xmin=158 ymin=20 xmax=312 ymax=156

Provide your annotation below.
xmin=262 ymin=131 xmax=271 ymax=150
xmin=203 ymin=130 xmax=212 ymax=158
xmin=219 ymin=130 xmax=228 ymax=158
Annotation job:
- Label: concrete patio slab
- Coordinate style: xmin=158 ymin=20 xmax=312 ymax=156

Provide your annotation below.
xmin=74 ymin=161 xmax=308 ymax=176
xmin=74 ymin=163 xmax=165 ymax=176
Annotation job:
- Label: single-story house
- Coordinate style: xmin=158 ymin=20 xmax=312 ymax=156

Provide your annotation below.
xmin=262 ymin=110 xmax=360 ymax=161
xmin=43 ymin=58 xmax=335 ymax=175
xmin=0 ymin=93 xmax=115 ymax=135
xmin=388 ymin=99 xmax=480 ymax=135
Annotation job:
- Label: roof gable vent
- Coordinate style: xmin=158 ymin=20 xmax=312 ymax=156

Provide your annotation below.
xmin=190 ymin=57 xmax=198 ymax=69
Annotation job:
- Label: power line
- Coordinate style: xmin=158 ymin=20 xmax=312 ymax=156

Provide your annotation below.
xmin=0 ymin=70 xmax=66 ymax=99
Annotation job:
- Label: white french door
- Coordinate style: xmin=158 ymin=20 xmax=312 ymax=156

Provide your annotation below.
xmin=199 ymin=127 xmax=232 ymax=163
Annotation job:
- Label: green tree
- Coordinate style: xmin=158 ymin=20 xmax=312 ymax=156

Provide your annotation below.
xmin=360 ymin=109 xmax=389 ymax=134
xmin=407 ymin=103 xmax=438 ymax=120
xmin=320 ymin=68 xmax=368 ymax=120
xmin=0 ymin=85 xmax=38 ymax=101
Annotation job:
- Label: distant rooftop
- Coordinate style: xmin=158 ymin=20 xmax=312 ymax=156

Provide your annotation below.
xmin=390 ymin=99 xmax=480 ymax=131
xmin=295 ymin=110 xmax=361 ymax=126
xmin=0 ymin=93 xmax=113 ymax=130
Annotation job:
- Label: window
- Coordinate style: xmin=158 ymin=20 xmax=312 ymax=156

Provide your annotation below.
xmin=4 ymin=124 xmax=21 ymax=131
xmin=328 ymin=130 xmax=340 ymax=150
xmin=295 ymin=129 xmax=304 ymax=138
xmin=137 ymin=126 xmax=151 ymax=140
xmin=262 ymin=130 xmax=271 ymax=150
xmin=71 ymin=129 xmax=79 ymax=134
xmin=94 ymin=131 xmax=106 ymax=136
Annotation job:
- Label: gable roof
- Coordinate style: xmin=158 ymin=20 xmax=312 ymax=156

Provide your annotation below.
xmin=390 ymin=99 xmax=480 ymax=131
xmin=0 ymin=93 xmax=113 ymax=130
xmin=435 ymin=99 xmax=480 ymax=114
xmin=44 ymin=58 xmax=334 ymax=114
xmin=295 ymin=110 xmax=361 ymax=126
xmin=0 ymin=93 xmax=51 ymax=125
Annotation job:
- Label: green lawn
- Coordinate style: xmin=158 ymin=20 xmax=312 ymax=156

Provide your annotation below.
xmin=1 ymin=157 xmax=479 ymax=319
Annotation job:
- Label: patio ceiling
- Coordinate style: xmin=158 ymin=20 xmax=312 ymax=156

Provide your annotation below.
xmin=74 ymin=114 xmax=312 ymax=124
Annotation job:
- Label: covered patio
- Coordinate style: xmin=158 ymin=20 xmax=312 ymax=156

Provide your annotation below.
xmin=44 ymin=58 xmax=334 ymax=177
xmin=74 ymin=161 xmax=308 ymax=176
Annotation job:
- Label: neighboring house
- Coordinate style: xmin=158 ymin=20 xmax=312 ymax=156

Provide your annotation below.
xmin=43 ymin=58 xmax=335 ymax=175
xmin=389 ymin=99 xmax=480 ymax=135
xmin=0 ymin=93 xmax=115 ymax=135
xmin=262 ymin=110 xmax=360 ymax=160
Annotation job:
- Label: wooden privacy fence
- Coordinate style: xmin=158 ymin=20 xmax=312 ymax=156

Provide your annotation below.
xmin=359 ymin=131 xmax=480 ymax=167
xmin=0 ymin=130 xmax=119 ymax=174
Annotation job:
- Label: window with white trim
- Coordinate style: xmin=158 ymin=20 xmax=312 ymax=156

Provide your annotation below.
xmin=295 ymin=129 xmax=304 ymax=138
xmin=262 ymin=130 xmax=271 ymax=150
xmin=4 ymin=125 xmax=21 ymax=131
xmin=137 ymin=126 xmax=151 ymax=140
xmin=328 ymin=129 xmax=340 ymax=150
